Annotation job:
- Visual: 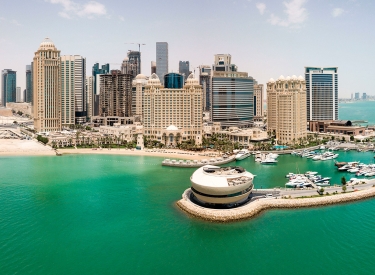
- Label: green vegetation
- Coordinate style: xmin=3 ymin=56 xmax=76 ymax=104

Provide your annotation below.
xmin=37 ymin=135 xmax=48 ymax=145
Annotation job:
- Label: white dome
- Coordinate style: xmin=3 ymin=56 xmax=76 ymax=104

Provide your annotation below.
xmin=291 ymin=75 xmax=297 ymax=80
xmin=268 ymin=78 xmax=275 ymax=83
xmin=147 ymin=73 xmax=161 ymax=85
xmin=135 ymin=74 xmax=146 ymax=79
xmin=166 ymin=125 xmax=178 ymax=131
xmin=286 ymin=76 xmax=291 ymax=80
xmin=278 ymin=75 xmax=285 ymax=80
xmin=298 ymin=75 xmax=304 ymax=80
xmin=185 ymin=73 xmax=199 ymax=85
xmin=39 ymin=37 xmax=56 ymax=50
xmin=123 ymin=57 xmax=129 ymax=62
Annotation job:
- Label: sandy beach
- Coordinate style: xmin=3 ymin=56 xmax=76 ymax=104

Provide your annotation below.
xmin=0 ymin=139 xmax=56 ymax=156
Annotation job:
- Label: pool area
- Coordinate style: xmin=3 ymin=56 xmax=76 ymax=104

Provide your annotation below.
xmin=273 ymin=145 xmax=288 ymax=150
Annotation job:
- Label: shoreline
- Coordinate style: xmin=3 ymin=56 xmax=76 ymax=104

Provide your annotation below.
xmin=176 ymin=185 xmax=375 ymax=222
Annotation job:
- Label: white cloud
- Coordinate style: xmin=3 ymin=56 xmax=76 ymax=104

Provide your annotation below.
xmin=332 ymin=8 xmax=345 ymax=17
xmin=256 ymin=3 xmax=266 ymax=15
xmin=268 ymin=0 xmax=308 ymax=28
xmin=46 ymin=0 xmax=107 ymax=19
xmin=119 ymin=16 xmax=125 ymax=22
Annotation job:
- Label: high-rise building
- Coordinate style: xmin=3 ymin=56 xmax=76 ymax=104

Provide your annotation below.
xmin=156 ymin=42 xmax=168 ymax=84
xmin=211 ymin=54 xmax=254 ymax=128
xmin=86 ymin=76 xmax=94 ymax=120
xmin=363 ymin=93 xmax=367 ymax=100
xmin=99 ymin=70 xmax=132 ymax=117
xmin=179 ymin=61 xmax=190 ymax=81
xmin=199 ymin=65 xmax=211 ymax=111
xmin=33 ymin=38 xmax=61 ymax=132
xmin=1 ymin=69 xmax=17 ymax=106
xmin=143 ymin=73 xmax=202 ymax=146
xmin=354 ymin=92 xmax=360 ymax=100
xmin=60 ymin=55 xmax=86 ymax=126
xmin=267 ymin=75 xmax=307 ymax=145
xmin=151 ymin=61 xmax=156 ymax=74
xmin=23 ymin=89 xmax=26 ymax=103
xmin=305 ymin=67 xmax=338 ymax=121
xmin=16 ymin=87 xmax=22 ymax=102
xmin=26 ymin=64 xmax=33 ymax=103
xmin=121 ymin=51 xmax=141 ymax=77
xmin=92 ymin=63 xmax=110 ymax=116
xmin=164 ymin=73 xmax=184 ymax=89
xmin=131 ymin=74 xmax=148 ymax=121
xmin=253 ymin=83 xmax=263 ymax=122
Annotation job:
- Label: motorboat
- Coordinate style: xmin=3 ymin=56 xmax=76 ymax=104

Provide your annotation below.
xmin=267 ymin=153 xmax=279 ymax=159
xmin=235 ymin=149 xmax=251 ymax=160
xmin=286 ymin=173 xmax=296 ymax=178
xmin=305 ymin=171 xmax=318 ymax=176
xmin=316 ymin=181 xmax=330 ymax=187
xmin=320 ymin=152 xmax=339 ymax=161
xmin=320 ymin=145 xmax=325 ymax=150
xmin=314 ymin=177 xmax=331 ymax=183
xmin=365 ymin=171 xmax=375 ymax=177
xmin=261 ymin=158 xmax=278 ymax=164
xmin=312 ymin=154 xmax=322 ymax=161
xmin=347 ymin=168 xmax=359 ymax=173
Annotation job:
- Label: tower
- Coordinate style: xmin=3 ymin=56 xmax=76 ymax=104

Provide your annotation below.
xmin=156 ymin=42 xmax=168 ymax=85
xmin=1 ymin=69 xmax=17 ymax=106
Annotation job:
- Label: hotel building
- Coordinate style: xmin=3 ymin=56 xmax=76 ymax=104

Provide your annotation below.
xmin=253 ymin=83 xmax=263 ymax=122
xmin=33 ymin=38 xmax=61 ymax=132
xmin=143 ymin=73 xmax=203 ymax=146
xmin=305 ymin=67 xmax=338 ymax=121
xmin=267 ymin=75 xmax=307 ymax=145
xmin=131 ymin=74 xmax=148 ymax=121
xmin=86 ymin=76 xmax=94 ymax=120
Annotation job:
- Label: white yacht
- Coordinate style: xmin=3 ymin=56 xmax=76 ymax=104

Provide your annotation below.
xmin=235 ymin=149 xmax=251 ymax=160
xmin=261 ymin=158 xmax=278 ymax=164
xmin=320 ymin=152 xmax=339 ymax=161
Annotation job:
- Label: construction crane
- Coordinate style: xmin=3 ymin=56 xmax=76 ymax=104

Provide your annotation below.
xmin=125 ymin=43 xmax=146 ymax=53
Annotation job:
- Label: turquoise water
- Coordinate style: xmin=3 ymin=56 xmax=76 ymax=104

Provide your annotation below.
xmin=339 ymin=101 xmax=375 ymax=125
xmin=1 ymin=152 xmax=375 ymax=274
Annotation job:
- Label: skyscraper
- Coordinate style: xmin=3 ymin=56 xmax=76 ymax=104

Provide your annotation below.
xmin=60 ymin=55 xmax=86 ymax=126
xmin=121 ymin=51 xmax=141 ymax=77
xmin=151 ymin=61 xmax=156 ymax=74
xmin=267 ymin=75 xmax=307 ymax=145
xmin=86 ymin=76 xmax=94 ymax=120
xmin=33 ymin=38 xmax=61 ymax=132
xmin=92 ymin=63 xmax=110 ymax=116
xmin=156 ymin=42 xmax=168 ymax=84
xmin=305 ymin=67 xmax=338 ymax=121
xmin=179 ymin=61 xmax=190 ymax=81
xmin=132 ymin=74 xmax=148 ymax=121
xmin=253 ymin=83 xmax=263 ymax=122
xmin=211 ymin=54 xmax=254 ymax=128
xmin=26 ymin=64 xmax=33 ymax=103
xmin=99 ymin=70 xmax=132 ymax=117
xmin=355 ymin=92 xmax=360 ymax=100
xmin=199 ymin=65 xmax=211 ymax=111
xmin=16 ymin=87 xmax=22 ymax=102
xmin=1 ymin=69 xmax=17 ymax=106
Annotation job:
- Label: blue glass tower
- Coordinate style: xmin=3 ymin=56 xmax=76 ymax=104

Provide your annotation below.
xmin=164 ymin=73 xmax=183 ymax=89
xmin=92 ymin=63 xmax=110 ymax=116
xmin=1 ymin=69 xmax=17 ymax=106
xmin=26 ymin=64 xmax=33 ymax=103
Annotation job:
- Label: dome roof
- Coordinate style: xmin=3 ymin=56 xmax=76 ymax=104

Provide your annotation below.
xmin=147 ymin=73 xmax=161 ymax=85
xmin=166 ymin=125 xmax=178 ymax=131
xmin=291 ymin=75 xmax=297 ymax=80
xmin=278 ymin=75 xmax=285 ymax=80
xmin=298 ymin=75 xmax=304 ymax=80
xmin=185 ymin=73 xmax=199 ymax=85
xmin=135 ymin=74 xmax=146 ymax=79
xmin=268 ymin=78 xmax=275 ymax=83
xmin=39 ymin=37 xmax=56 ymax=50
xmin=123 ymin=57 xmax=129 ymax=62
xmin=286 ymin=76 xmax=291 ymax=80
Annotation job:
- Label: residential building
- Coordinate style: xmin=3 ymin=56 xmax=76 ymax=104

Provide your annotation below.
xmin=99 ymin=70 xmax=133 ymax=117
xmin=199 ymin=65 xmax=211 ymax=111
xmin=179 ymin=61 xmax=190 ymax=81
xmin=211 ymin=54 xmax=254 ymax=129
xmin=363 ymin=93 xmax=367 ymax=100
xmin=355 ymin=92 xmax=360 ymax=100
xmin=26 ymin=64 xmax=33 ymax=103
xmin=156 ymin=42 xmax=168 ymax=84
xmin=1 ymin=69 xmax=17 ymax=106
xmin=305 ymin=67 xmax=338 ymax=121
xmin=16 ymin=87 xmax=22 ymax=102
xmin=33 ymin=38 xmax=61 ymax=132
xmin=143 ymin=73 xmax=203 ymax=146
xmin=151 ymin=61 xmax=156 ymax=74
xmin=267 ymin=75 xmax=307 ymax=145
xmin=253 ymin=83 xmax=263 ymax=122
xmin=92 ymin=63 xmax=110 ymax=116
xmin=121 ymin=51 xmax=141 ymax=78
xmin=86 ymin=76 xmax=94 ymax=120
xmin=131 ymin=74 xmax=148 ymax=121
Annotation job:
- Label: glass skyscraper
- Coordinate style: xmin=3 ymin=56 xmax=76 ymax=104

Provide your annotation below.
xmin=305 ymin=67 xmax=338 ymax=121
xmin=164 ymin=73 xmax=184 ymax=89
xmin=26 ymin=64 xmax=33 ymax=103
xmin=156 ymin=42 xmax=168 ymax=85
xmin=179 ymin=61 xmax=190 ymax=81
xmin=1 ymin=69 xmax=17 ymax=106
xmin=92 ymin=63 xmax=110 ymax=116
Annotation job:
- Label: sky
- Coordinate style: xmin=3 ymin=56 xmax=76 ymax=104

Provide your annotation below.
xmin=0 ymin=0 xmax=374 ymax=98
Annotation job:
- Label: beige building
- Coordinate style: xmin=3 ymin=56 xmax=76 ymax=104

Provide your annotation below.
xmin=267 ymin=75 xmax=307 ymax=145
xmin=132 ymin=74 xmax=148 ymax=121
xmin=253 ymin=83 xmax=263 ymax=122
xmin=99 ymin=124 xmax=143 ymax=142
xmin=33 ymin=38 xmax=61 ymax=132
xmin=86 ymin=76 xmax=94 ymax=121
xmin=143 ymin=73 xmax=203 ymax=146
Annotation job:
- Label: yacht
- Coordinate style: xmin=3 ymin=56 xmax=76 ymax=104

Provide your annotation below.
xmin=235 ymin=149 xmax=251 ymax=160
xmin=320 ymin=152 xmax=339 ymax=161
xmin=316 ymin=181 xmax=330 ymax=187
xmin=261 ymin=158 xmax=278 ymax=164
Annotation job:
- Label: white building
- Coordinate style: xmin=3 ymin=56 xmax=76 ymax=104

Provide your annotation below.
xmin=86 ymin=76 xmax=94 ymax=121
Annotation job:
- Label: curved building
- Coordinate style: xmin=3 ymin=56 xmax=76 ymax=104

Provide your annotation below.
xmin=190 ymin=165 xmax=254 ymax=205
xmin=164 ymin=73 xmax=183 ymax=89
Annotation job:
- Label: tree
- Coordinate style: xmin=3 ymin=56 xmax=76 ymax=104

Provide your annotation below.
xmin=350 ymin=135 xmax=354 ymax=141
xmin=341 ymin=176 xmax=347 ymax=185
xmin=342 ymin=185 xmax=347 ymax=193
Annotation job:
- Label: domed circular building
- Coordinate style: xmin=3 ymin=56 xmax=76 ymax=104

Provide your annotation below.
xmin=190 ymin=165 xmax=254 ymax=206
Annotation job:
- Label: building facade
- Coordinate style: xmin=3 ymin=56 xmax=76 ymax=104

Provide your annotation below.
xmin=92 ymin=63 xmax=110 ymax=116
xmin=131 ymin=74 xmax=148 ymax=121
xmin=156 ymin=42 xmax=168 ymax=84
xmin=26 ymin=64 xmax=33 ymax=103
xmin=1 ymin=69 xmax=17 ymax=106
xmin=199 ymin=65 xmax=211 ymax=111
xmin=121 ymin=51 xmax=141 ymax=78
xmin=305 ymin=67 xmax=338 ymax=121
xmin=99 ymin=70 xmax=133 ymax=117
xmin=33 ymin=38 xmax=61 ymax=132
xmin=179 ymin=61 xmax=190 ymax=81
xmin=143 ymin=73 xmax=203 ymax=146
xmin=86 ymin=76 xmax=94 ymax=121
xmin=211 ymin=54 xmax=254 ymax=129
xmin=267 ymin=75 xmax=307 ymax=145
xmin=16 ymin=87 xmax=22 ymax=102
xmin=253 ymin=83 xmax=263 ymax=122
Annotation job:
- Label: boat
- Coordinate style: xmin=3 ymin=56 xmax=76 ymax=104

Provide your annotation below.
xmin=261 ymin=158 xmax=278 ymax=164
xmin=320 ymin=145 xmax=325 ymax=150
xmin=312 ymin=154 xmax=322 ymax=161
xmin=365 ymin=171 xmax=375 ymax=177
xmin=316 ymin=181 xmax=330 ymax=187
xmin=314 ymin=177 xmax=331 ymax=183
xmin=267 ymin=153 xmax=279 ymax=159
xmin=335 ymin=161 xmax=347 ymax=168
xmin=305 ymin=171 xmax=318 ymax=176
xmin=320 ymin=152 xmax=339 ymax=161
xmin=286 ymin=172 xmax=297 ymax=178
xmin=235 ymin=149 xmax=251 ymax=160
xmin=347 ymin=168 xmax=359 ymax=173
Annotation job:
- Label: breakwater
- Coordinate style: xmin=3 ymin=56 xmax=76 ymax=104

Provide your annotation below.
xmin=177 ymin=184 xmax=375 ymax=222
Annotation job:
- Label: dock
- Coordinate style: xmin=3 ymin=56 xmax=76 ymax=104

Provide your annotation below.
xmin=162 ymin=155 xmax=236 ymax=167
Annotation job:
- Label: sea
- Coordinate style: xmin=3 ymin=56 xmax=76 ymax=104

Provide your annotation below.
xmin=1 ymin=101 xmax=375 ymax=275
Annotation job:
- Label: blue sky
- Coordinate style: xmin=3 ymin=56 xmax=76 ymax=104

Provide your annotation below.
xmin=0 ymin=0 xmax=374 ymax=97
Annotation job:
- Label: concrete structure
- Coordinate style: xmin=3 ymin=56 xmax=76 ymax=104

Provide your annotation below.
xmin=151 ymin=61 xmax=156 ymax=74
xmin=131 ymin=74 xmax=148 ymax=121
xmin=217 ymin=127 xmax=268 ymax=147
xmin=267 ymin=75 xmax=307 ymax=145
xmin=99 ymin=123 xmax=142 ymax=142
xmin=136 ymin=133 xmax=144 ymax=150
xmin=60 ymin=55 xmax=86 ymax=126
xmin=26 ymin=64 xmax=33 ymax=103
xmin=305 ymin=67 xmax=338 ymax=121
xmin=1 ymin=69 xmax=17 ymax=106
xmin=190 ymin=165 xmax=254 ymax=205
xmin=86 ymin=76 xmax=94 ymax=121
xmin=33 ymin=38 xmax=61 ymax=132
xmin=156 ymin=42 xmax=168 ymax=84
xmin=143 ymin=73 xmax=203 ymax=146
xmin=309 ymin=120 xmax=365 ymax=136
xmin=92 ymin=63 xmax=110 ymax=116
xmin=253 ymin=83 xmax=263 ymax=122
xmin=179 ymin=61 xmax=190 ymax=81
xmin=121 ymin=51 xmax=141 ymax=78
xmin=199 ymin=65 xmax=211 ymax=111
xmin=211 ymin=54 xmax=254 ymax=129
xmin=99 ymin=70 xmax=133 ymax=117
xmin=16 ymin=87 xmax=22 ymax=102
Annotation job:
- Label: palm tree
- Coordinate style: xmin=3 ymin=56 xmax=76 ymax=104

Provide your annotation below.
xmin=176 ymin=133 xmax=181 ymax=145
